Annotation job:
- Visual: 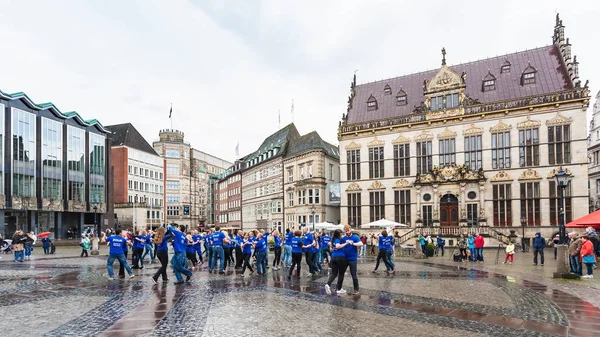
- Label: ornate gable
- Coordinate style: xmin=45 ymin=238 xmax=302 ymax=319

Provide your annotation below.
xmin=546 ymin=114 xmax=573 ymax=127
xmin=490 ymin=120 xmax=512 ymax=133
xmin=368 ymin=180 xmax=385 ymax=190
xmin=393 ymin=179 xmax=410 ymax=188
xmin=546 ymin=167 xmax=573 ymax=178
xmin=345 ymin=141 xmax=361 ymax=150
xmin=491 ymin=171 xmax=512 ymax=182
xmin=346 ymin=182 xmax=361 ymax=191
xmin=426 ymin=65 xmax=464 ymax=93
xmin=367 ymin=137 xmax=385 ymax=147
xmin=519 ymin=169 xmax=542 ymax=181
xmin=438 ymin=128 xmax=457 ymax=140
xmin=463 ymin=124 xmax=484 ymax=136
xmin=517 ymin=117 xmax=541 ymax=130
xmin=415 ymin=130 xmax=434 ymax=142
xmin=392 ymin=134 xmax=410 ymax=145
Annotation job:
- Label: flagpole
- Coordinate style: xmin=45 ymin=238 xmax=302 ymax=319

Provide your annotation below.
xmin=170 ymin=103 xmax=173 ymax=130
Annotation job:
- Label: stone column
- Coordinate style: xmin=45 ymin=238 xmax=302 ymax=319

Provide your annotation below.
xmin=415 ymin=186 xmax=422 ymax=227
xmin=432 ymin=185 xmax=440 ymax=227
xmin=478 ymin=182 xmax=486 ymax=226
xmin=56 ymin=212 xmax=63 ymax=240
xmin=0 ymin=210 xmax=4 ymax=237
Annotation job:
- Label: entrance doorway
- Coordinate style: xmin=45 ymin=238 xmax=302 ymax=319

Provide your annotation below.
xmin=440 ymin=194 xmax=459 ymax=226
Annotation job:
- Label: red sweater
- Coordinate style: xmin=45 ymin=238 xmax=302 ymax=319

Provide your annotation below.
xmin=474 ymin=235 xmax=485 ymax=248
xmin=580 ymin=240 xmax=594 ymax=257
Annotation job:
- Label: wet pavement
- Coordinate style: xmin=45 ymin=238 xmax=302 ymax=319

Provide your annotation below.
xmin=1 ymin=247 xmax=599 ymax=336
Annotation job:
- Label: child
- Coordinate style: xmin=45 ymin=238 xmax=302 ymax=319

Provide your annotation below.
xmin=503 ymin=241 xmax=515 ymax=264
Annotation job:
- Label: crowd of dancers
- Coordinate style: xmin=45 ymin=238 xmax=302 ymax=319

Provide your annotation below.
xmin=100 ymin=224 xmax=403 ymax=295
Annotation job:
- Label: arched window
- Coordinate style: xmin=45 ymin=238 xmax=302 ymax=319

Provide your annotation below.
xmin=367 ymin=94 xmax=378 ymax=111
xmin=521 ymin=63 xmax=537 ymax=85
xmin=396 ymin=88 xmax=407 ymax=106
xmin=482 ymin=70 xmax=496 ymax=92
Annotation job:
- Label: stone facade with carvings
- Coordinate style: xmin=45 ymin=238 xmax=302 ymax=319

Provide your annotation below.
xmin=587 ymin=91 xmax=600 ymax=212
xmin=338 ymin=15 xmax=590 ymax=239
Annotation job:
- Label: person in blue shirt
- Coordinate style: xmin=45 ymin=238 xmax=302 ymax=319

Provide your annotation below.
xmin=101 ymin=229 xmax=134 ymax=280
xmin=192 ymin=230 xmax=203 ymax=265
xmin=288 ymin=230 xmax=304 ymax=279
xmin=240 ymin=233 xmax=254 ymax=276
xmin=235 ymin=230 xmax=244 ymax=269
xmin=283 ymin=228 xmax=293 ymax=267
xmin=261 ymin=230 xmax=270 ymax=268
xmin=253 ymin=233 xmax=269 ymax=275
xmin=325 ymin=229 xmax=349 ymax=295
xmin=467 ymin=234 xmax=475 ymax=261
xmin=386 ymin=233 xmax=396 ymax=270
xmin=319 ymin=232 xmax=332 ymax=268
xmin=435 ymin=235 xmax=446 ymax=257
xmin=204 ymin=229 xmax=214 ymax=266
xmin=313 ymin=234 xmax=322 ymax=273
xmin=42 ymin=237 xmax=51 ymax=255
xmin=118 ymin=230 xmax=132 ymax=278
xmin=302 ymin=227 xmax=318 ymax=276
xmin=152 ymin=226 xmax=172 ymax=283
xmin=210 ymin=226 xmax=229 ymax=274
xmin=224 ymin=231 xmax=233 ymax=271
xmin=186 ymin=232 xmax=199 ymax=271
xmin=169 ymin=224 xmax=193 ymax=285
xmin=132 ymin=230 xmax=146 ymax=269
xmin=272 ymin=230 xmax=282 ymax=270
xmin=341 ymin=225 xmax=362 ymax=295
xmin=372 ymin=230 xmax=393 ymax=273
xmin=141 ymin=230 xmax=155 ymax=263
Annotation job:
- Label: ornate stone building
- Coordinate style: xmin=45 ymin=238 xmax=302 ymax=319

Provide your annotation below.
xmin=588 ymin=91 xmax=600 ymax=212
xmin=338 ymin=15 xmax=590 ymax=239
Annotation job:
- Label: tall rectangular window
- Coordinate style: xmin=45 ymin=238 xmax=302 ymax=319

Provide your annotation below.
xmin=548 ymin=125 xmax=571 ymax=165
xmin=467 ymin=204 xmax=478 ymax=227
xmin=347 ymin=192 xmax=362 ymax=227
xmin=368 ymin=147 xmax=384 ymax=179
xmin=491 ymin=132 xmax=511 ymax=169
xmin=464 ymin=135 xmax=482 ymax=171
xmin=12 ymin=108 xmax=36 ymax=197
xmin=329 ymin=164 xmax=334 ymax=180
xmin=394 ymin=190 xmax=411 ymax=225
xmin=67 ymin=126 xmax=85 ymax=202
xmin=89 ymin=133 xmax=106 ymax=203
xmin=42 ymin=118 xmax=63 ymax=199
xmin=549 ymin=181 xmax=572 ymax=225
xmin=520 ymin=182 xmax=541 ymax=226
xmin=393 ymin=144 xmax=410 ymax=177
xmin=166 ymin=163 xmax=179 ymax=175
xmin=493 ymin=184 xmax=512 ymax=226
xmin=416 ymin=141 xmax=432 ymax=174
xmin=439 ymin=139 xmax=455 ymax=166
xmin=369 ymin=191 xmax=385 ymax=222
xmin=0 ymin=104 xmax=5 ymax=194
xmin=519 ymin=128 xmax=539 ymax=167
xmin=422 ymin=205 xmax=433 ymax=227
xmin=346 ymin=150 xmax=361 ymax=180
xmin=287 ymin=192 xmax=294 ymax=207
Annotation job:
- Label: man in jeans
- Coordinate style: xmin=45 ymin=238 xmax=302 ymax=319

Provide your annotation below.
xmin=169 ymin=224 xmax=193 ymax=284
xmin=210 ymin=226 xmax=228 ymax=274
xmin=532 ymin=232 xmax=546 ymax=266
xmin=568 ymin=232 xmax=582 ymax=275
xmin=360 ymin=234 xmax=367 ymax=256
xmin=474 ymin=233 xmax=485 ymax=262
xmin=101 ymin=229 xmax=135 ymax=280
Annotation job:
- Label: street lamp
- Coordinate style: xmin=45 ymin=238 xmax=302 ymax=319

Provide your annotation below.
xmin=310 ymin=205 xmax=316 ymax=232
xmin=554 ymin=168 xmax=570 ymax=245
xmin=92 ymin=202 xmax=99 ymax=236
xmin=520 ymin=216 xmax=526 ymax=252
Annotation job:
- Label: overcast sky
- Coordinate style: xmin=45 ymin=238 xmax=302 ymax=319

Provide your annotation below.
xmin=0 ymin=0 xmax=597 ymax=163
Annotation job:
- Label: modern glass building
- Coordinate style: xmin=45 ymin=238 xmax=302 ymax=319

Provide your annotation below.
xmin=0 ymin=89 xmax=112 ymax=239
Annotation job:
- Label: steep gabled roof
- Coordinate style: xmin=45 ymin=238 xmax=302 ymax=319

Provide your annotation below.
xmin=106 ymin=123 xmax=158 ymax=156
xmin=0 ymin=89 xmax=109 ymax=133
xmin=286 ymin=131 xmax=339 ymax=159
xmin=246 ymin=123 xmax=301 ymax=161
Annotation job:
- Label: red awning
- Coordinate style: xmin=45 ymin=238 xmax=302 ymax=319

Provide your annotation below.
xmin=565 ymin=210 xmax=600 ymax=228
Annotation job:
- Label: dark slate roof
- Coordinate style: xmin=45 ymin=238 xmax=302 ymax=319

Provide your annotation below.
xmin=286 ymin=131 xmax=340 ymax=159
xmin=347 ymin=45 xmax=572 ymax=124
xmin=246 ymin=123 xmax=300 ymax=161
xmin=106 ymin=123 xmax=159 ymax=156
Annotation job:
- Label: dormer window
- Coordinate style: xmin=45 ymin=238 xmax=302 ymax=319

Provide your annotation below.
xmin=521 ymin=63 xmax=537 ymax=85
xmin=396 ymin=88 xmax=407 ymax=106
xmin=367 ymin=94 xmax=378 ymax=111
xmin=482 ymin=71 xmax=496 ymax=92
xmin=501 ymin=59 xmax=511 ymax=73
xmin=383 ymin=84 xmax=392 ymax=95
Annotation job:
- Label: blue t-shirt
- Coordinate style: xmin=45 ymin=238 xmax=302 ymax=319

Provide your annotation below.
xmin=273 ymin=236 xmax=282 ymax=247
xmin=186 ymin=238 xmax=196 ymax=253
xmin=255 ymin=237 xmax=268 ymax=252
xmin=285 ymin=232 xmax=293 ymax=246
xmin=303 ymin=233 xmax=315 ymax=253
xmin=379 ymin=236 xmax=392 ymax=250
xmin=106 ymin=235 xmax=126 ymax=255
xmin=192 ymin=234 xmax=202 ymax=251
xmin=211 ymin=232 xmax=226 ymax=246
xmin=236 ymin=235 xmax=244 ymax=247
xmin=242 ymin=239 xmax=253 ymax=254
xmin=204 ymin=234 xmax=212 ymax=247
xmin=331 ymin=238 xmax=345 ymax=258
xmin=145 ymin=234 xmax=152 ymax=244
xmin=155 ymin=233 xmax=172 ymax=251
xmin=169 ymin=226 xmax=187 ymax=253
xmin=133 ymin=235 xmax=146 ymax=249
xmin=321 ymin=235 xmax=331 ymax=247
xmin=342 ymin=234 xmax=361 ymax=261
xmin=42 ymin=238 xmax=51 ymax=248
xmin=291 ymin=237 xmax=303 ymax=253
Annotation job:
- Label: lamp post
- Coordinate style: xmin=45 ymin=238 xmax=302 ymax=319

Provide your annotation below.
xmin=553 ymin=168 xmax=575 ymax=278
xmin=310 ymin=205 xmax=316 ymax=232
xmin=520 ymin=216 xmax=526 ymax=252
xmin=92 ymin=202 xmax=99 ymax=255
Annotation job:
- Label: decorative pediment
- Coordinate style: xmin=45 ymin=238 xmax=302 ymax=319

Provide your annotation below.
xmin=546 ymin=167 xmax=573 ymax=178
xmin=463 ymin=124 xmax=484 ymax=136
xmin=517 ymin=117 xmax=541 ymax=130
xmin=345 ymin=141 xmax=361 ymax=150
xmin=490 ymin=120 xmax=512 ymax=133
xmin=426 ymin=65 xmax=464 ymax=93
xmin=393 ymin=179 xmax=410 ymax=188
xmin=392 ymin=134 xmax=410 ymax=145
xmin=546 ymin=114 xmax=573 ymax=127
xmin=368 ymin=180 xmax=385 ymax=190
xmin=437 ymin=128 xmax=457 ymax=140
xmin=346 ymin=182 xmax=361 ymax=191
xmin=415 ymin=131 xmax=433 ymax=142
xmin=519 ymin=169 xmax=542 ymax=181
xmin=491 ymin=171 xmax=512 ymax=182
xmin=415 ymin=164 xmax=485 ymax=184
xmin=367 ymin=137 xmax=385 ymax=147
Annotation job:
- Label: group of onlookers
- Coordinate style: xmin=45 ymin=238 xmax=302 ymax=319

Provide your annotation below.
xmin=568 ymin=228 xmax=599 ymax=279
xmin=11 ymin=230 xmax=35 ymax=262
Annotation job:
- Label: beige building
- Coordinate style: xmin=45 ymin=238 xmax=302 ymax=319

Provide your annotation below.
xmin=153 ymin=129 xmax=231 ymax=229
xmin=283 ymin=131 xmax=341 ymax=230
xmin=588 ymin=91 xmax=600 ymax=212
xmin=338 ymin=15 xmax=591 ymax=240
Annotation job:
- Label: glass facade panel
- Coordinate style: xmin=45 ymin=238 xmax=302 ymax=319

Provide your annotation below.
xmin=42 ymin=118 xmax=63 ymax=199
xmin=89 ymin=133 xmax=106 ymax=203
xmin=12 ymin=108 xmax=36 ymax=197
xmin=67 ymin=126 xmax=86 ymax=202
xmin=0 ymin=103 xmax=4 ymax=194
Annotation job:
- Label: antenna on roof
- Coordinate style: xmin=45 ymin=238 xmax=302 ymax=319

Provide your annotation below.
xmin=291 ymin=99 xmax=295 ymax=124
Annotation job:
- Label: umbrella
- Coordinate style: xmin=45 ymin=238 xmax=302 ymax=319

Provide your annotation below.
xmin=37 ymin=232 xmax=52 ymax=238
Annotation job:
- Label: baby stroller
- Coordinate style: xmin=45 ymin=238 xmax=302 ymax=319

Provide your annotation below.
xmin=1 ymin=239 xmax=12 ymax=254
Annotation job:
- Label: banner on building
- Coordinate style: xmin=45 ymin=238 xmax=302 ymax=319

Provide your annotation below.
xmin=328 ymin=184 xmax=341 ymax=204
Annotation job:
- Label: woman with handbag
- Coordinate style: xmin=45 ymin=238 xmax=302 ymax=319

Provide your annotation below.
xmin=581 ymin=235 xmax=596 ymax=279
xmin=12 ymin=230 xmax=25 ymax=262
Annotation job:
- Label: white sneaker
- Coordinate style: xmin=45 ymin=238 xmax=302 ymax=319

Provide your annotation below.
xmin=306 ymin=273 xmax=313 ymax=277
xmin=582 ymin=275 xmax=594 ymax=279
xmin=129 ymin=274 xmax=135 ymax=279
xmin=336 ymin=288 xmax=347 ymax=295
xmin=325 ymin=284 xmax=332 ymax=295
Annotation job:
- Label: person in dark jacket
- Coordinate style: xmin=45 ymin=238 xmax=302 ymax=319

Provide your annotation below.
xmin=532 ymin=232 xmax=546 ymax=266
